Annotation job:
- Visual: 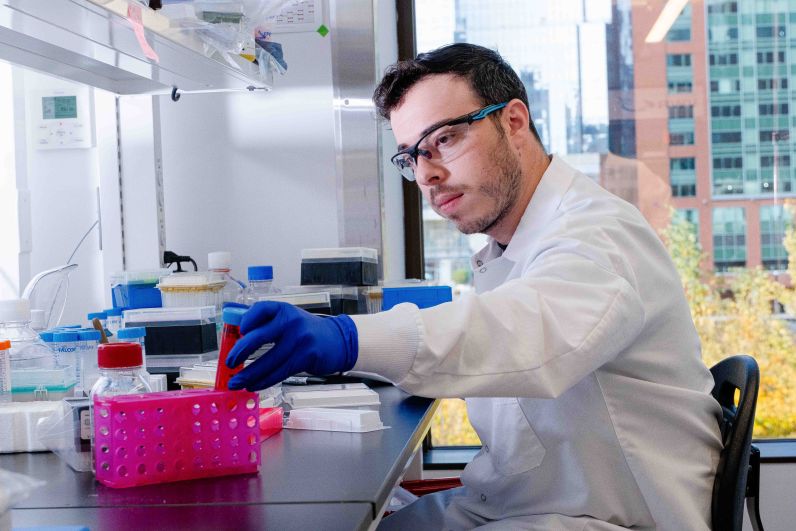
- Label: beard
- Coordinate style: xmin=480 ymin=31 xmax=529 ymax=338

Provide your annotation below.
xmin=431 ymin=135 xmax=523 ymax=235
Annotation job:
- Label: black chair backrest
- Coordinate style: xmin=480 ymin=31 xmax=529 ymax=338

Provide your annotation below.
xmin=710 ymin=355 xmax=760 ymax=531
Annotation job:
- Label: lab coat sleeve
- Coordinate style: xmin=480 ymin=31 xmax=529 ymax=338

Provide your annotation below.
xmin=350 ymin=244 xmax=646 ymax=399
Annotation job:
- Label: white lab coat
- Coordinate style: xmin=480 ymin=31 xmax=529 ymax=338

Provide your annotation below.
xmin=353 ymin=156 xmax=723 ymax=530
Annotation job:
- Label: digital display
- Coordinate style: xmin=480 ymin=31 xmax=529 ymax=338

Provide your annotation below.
xmin=42 ymin=96 xmax=78 ymax=120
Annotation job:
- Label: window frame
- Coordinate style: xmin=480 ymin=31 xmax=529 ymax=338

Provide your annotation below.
xmin=401 ymin=0 xmax=796 ymax=465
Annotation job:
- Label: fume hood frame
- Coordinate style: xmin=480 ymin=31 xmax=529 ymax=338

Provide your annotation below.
xmin=0 ymin=0 xmax=270 ymax=96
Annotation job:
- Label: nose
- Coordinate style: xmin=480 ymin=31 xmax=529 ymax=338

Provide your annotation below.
xmin=414 ymin=155 xmax=445 ymax=186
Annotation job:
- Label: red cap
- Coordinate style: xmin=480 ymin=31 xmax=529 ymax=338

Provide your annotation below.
xmin=98 ymin=342 xmax=143 ymax=369
xmin=0 ymin=340 xmax=10 ymax=350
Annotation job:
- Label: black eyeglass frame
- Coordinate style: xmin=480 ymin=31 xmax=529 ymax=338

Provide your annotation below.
xmin=390 ymin=102 xmax=509 ymax=181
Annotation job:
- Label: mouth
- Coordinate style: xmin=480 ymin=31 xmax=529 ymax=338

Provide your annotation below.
xmin=434 ymin=193 xmax=464 ymax=215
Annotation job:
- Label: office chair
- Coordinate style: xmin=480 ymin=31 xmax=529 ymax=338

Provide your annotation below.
xmin=709 ymin=355 xmax=764 ymax=531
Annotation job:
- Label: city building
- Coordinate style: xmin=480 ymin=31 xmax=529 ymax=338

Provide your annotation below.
xmin=627 ymin=0 xmax=794 ymax=274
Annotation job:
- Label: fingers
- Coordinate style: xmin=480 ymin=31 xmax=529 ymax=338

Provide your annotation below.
xmin=226 ymin=323 xmax=282 ymax=368
xmin=225 ymin=302 xmax=288 ymax=368
xmin=228 ymin=340 xmax=296 ymax=391
xmin=239 ymin=301 xmax=285 ymax=335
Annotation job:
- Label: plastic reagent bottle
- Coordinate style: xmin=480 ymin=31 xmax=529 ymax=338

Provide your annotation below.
xmin=0 ymin=299 xmax=66 ymax=401
xmin=240 ymin=265 xmax=276 ymax=304
xmin=90 ymin=342 xmax=152 ymax=399
xmin=89 ymin=342 xmax=152 ymax=470
xmin=208 ymin=251 xmax=245 ymax=304
xmin=0 ymin=340 xmax=11 ymax=403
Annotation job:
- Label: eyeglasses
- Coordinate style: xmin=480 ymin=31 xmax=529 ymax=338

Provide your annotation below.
xmin=391 ymin=102 xmax=508 ymax=181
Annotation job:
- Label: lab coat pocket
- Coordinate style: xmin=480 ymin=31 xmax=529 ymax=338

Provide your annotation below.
xmin=487 ymin=398 xmax=546 ymax=477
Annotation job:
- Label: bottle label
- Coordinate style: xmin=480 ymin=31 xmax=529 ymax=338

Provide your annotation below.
xmin=80 ymin=409 xmax=92 ymax=440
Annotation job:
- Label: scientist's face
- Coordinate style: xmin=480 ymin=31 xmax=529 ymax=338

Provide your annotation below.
xmin=389 ymin=75 xmax=523 ymax=237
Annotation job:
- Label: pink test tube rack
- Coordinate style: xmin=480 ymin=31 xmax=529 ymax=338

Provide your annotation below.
xmin=93 ymin=389 xmax=261 ymax=488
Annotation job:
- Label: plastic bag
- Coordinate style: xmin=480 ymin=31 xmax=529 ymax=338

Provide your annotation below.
xmin=36 ymin=398 xmax=92 ymax=472
xmin=255 ymin=39 xmax=287 ymax=85
xmin=166 ymin=0 xmax=293 ymax=58
xmin=0 ymin=468 xmax=45 ymax=520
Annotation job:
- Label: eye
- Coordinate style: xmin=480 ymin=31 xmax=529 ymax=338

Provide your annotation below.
xmin=433 ymin=129 xmax=459 ymax=150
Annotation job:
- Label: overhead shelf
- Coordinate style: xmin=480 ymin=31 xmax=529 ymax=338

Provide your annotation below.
xmin=0 ymin=0 xmax=270 ymax=95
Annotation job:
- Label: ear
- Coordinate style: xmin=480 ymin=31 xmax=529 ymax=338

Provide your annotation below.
xmin=503 ymin=99 xmax=530 ymax=147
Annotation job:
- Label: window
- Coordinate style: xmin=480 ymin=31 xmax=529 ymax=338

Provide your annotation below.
xmin=671 ymin=171 xmax=697 ymax=197
xmin=757 ymin=78 xmax=788 ymax=90
xmin=415 ymin=0 xmax=796 ymax=447
xmin=712 ymin=131 xmax=742 ymax=143
xmin=667 ymin=5 xmax=691 ymax=42
xmin=667 ymin=27 xmax=691 ymax=42
xmin=707 ymin=1 xmax=737 ymax=13
xmin=760 ymin=205 xmax=790 ymax=271
xmin=669 ymin=105 xmax=694 ymax=119
xmin=760 ymin=155 xmax=791 ymax=167
xmin=671 ymin=157 xmax=696 ymax=171
xmin=713 ymin=157 xmax=743 ymax=169
xmin=709 ymin=53 xmax=738 ymax=65
xmin=757 ymin=25 xmax=786 ymax=38
xmin=669 ymin=81 xmax=693 ymax=93
xmin=756 ymin=51 xmax=786 ymax=64
xmin=675 ymin=208 xmax=700 ymax=240
xmin=711 ymin=105 xmax=741 ymax=117
xmin=759 ymin=129 xmax=790 ymax=142
xmin=671 ymin=158 xmax=697 ymax=197
xmin=710 ymin=79 xmax=741 ymax=93
xmin=758 ymin=103 xmax=789 ymax=116
xmin=713 ymin=208 xmax=747 ymax=271
xmin=667 ymin=54 xmax=692 ymax=66
xmin=670 ymin=131 xmax=695 ymax=145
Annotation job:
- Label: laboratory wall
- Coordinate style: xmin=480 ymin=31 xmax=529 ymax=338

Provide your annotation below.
xmin=3 ymin=68 xmax=110 ymax=324
xmin=158 ymin=30 xmax=340 ymax=286
xmin=0 ymin=61 xmax=21 ymax=300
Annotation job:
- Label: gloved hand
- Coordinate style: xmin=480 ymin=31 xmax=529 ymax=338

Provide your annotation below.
xmin=226 ymin=301 xmax=358 ymax=391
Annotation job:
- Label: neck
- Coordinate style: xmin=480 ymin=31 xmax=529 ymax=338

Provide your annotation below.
xmin=489 ymin=147 xmax=550 ymax=246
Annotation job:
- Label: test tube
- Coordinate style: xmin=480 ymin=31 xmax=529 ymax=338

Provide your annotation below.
xmin=104 ymin=308 xmax=122 ymax=339
xmin=215 ymin=307 xmax=247 ymax=391
xmin=52 ymin=331 xmax=79 ymax=390
xmin=78 ymin=329 xmax=101 ymax=395
xmin=0 ymin=340 xmax=11 ymax=403
xmin=115 ymin=327 xmax=146 ymax=357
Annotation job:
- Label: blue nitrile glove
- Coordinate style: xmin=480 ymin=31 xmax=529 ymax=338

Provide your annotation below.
xmin=226 ymin=301 xmax=358 ymax=391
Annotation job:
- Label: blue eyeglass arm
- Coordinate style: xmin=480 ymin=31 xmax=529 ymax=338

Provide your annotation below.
xmin=468 ymin=102 xmax=508 ymax=123
xmin=391 ymin=101 xmax=509 ymax=163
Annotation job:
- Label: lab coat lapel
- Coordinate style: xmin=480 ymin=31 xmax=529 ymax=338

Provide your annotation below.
xmin=502 ymin=155 xmax=576 ymax=264
xmin=470 ymin=156 xmax=576 ymax=294
xmin=473 ymin=256 xmax=515 ymax=293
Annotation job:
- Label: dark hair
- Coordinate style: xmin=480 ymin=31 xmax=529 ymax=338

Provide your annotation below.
xmin=373 ymin=43 xmax=542 ymax=144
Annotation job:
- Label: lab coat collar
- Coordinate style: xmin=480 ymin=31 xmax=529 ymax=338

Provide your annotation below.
xmin=471 ymin=155 xmax=576 ymax=268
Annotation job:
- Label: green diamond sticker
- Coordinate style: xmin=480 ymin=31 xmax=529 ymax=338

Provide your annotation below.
xmin=317 ymin=24 xmax=329 ymax=37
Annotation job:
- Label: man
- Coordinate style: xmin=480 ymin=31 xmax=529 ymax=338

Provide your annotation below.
xmin=227 ymin=43 xmax=723 ymax=530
